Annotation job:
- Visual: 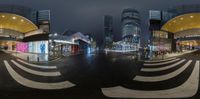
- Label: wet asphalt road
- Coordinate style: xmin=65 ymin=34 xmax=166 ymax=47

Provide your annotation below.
xmin=0 ymin=50 xmax=200 ymax=99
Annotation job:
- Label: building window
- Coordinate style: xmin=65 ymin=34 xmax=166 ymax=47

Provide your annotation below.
xmin=153 ymin=31 xmax=168 ymax=38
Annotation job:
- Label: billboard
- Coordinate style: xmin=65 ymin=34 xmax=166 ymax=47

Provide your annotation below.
xmin=28 ymin=41 xmax=48 ymax=54
xmin=17 ymin=41 xmax=48 ymax=54
xmin=16 ymin=42 xmax=28 ymax=52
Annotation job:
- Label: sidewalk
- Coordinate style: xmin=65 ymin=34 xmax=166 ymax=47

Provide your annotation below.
xmin=151 ymin=50 xmax=197 ymax=60
xmin=3 ymin=50 xmax=48 ymax=62
xmin=4 ymin=50 xmax=86 ymax=63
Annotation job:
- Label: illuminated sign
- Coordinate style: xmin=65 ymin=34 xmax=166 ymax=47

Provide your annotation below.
xmin=40 ymin=41 xmax=46 ymax=53
xmin=28 ymin=41 xmax=48 ymax=54
xmin=16 ymin=42 xmax=28 ymax=52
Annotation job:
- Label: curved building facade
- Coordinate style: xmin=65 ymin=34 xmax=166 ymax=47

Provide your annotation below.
xmin=150 ymin=5 xmax=200 ymax=52
xmin=0 ymin=5 xmax=50 ymax=61
xmin=121 ymin=8 xmax=141 ymax=51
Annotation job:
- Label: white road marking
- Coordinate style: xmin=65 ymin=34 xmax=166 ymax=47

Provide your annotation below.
xmin=4 ymin=60 xmax=75 ymax=90
xmin=134 ymin=60 xmax=192 ymax=82
xmin=141 ymin=59 xmax=186 ymax=72
xmin=11 ymin=60 xmax=61 ymax=77
xmin=17 ymin=59 xmax=57 ymax=69
xmin=144 ymin=58 xmax=180 ymax=66
xmin=145 ymin=57 xmax=177 ymax=63
xmin=101 ymin=60 xmax=199 ymax=98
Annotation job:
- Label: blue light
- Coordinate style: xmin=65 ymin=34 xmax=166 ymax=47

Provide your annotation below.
xmin=87 ymin=47 xmax=91 ymax=54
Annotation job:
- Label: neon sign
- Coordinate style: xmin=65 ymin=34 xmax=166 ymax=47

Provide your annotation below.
xmin=16 ymin=43 xmax=28 ymax=52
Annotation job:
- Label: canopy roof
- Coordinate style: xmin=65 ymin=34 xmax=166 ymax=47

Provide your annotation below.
xmin=162 ymin=13 xmax=200 ymax=33
xmin=0 ymin=13 xmax=38 ymax=33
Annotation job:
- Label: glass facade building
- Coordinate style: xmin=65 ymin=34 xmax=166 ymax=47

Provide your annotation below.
xmin=149 ymin=5 xmax=200 ymax=52
xmin=121 ymin=8 xmax=141 ymax=51
xmin=104 ymin=15 xmax=113 ymax=48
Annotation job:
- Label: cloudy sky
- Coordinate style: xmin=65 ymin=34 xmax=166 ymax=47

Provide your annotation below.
xmin=0 ymin=0 xmax=200 ymax=45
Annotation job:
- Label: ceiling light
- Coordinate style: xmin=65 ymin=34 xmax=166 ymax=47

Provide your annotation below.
xmin=1 ymin=15 xmax=5 ymax=18
xmin=180 ymin=18 xmax=183 ymax=20
xmin=190 ymin=16 xmax=194 ymax=18
xmin=180 ymin=28 xmax=183 ymax=31
xmin=12 ymin=16 xmax=16 ymax=20
xmin=21 ymin=19 xmax=24 ymax=22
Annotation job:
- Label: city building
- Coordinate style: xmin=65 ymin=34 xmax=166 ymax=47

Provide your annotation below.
xmin=0 ymin=5 xmax=50 ymax=61
xmin=149 ymin=5 xmax=200 ymax=52
xmin=104 ymin=15 xmax=113 ymax=48
xmin=121 ymin=8 xmax=141 ymax=51
xmin=49 ymin=31 xmax=92 ymax=58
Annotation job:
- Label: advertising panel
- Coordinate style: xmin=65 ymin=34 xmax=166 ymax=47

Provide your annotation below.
xmin=17 ymin=41 xmax=48 ymax=54
xmin=16 ymin=42 xmax=28 ymax=52
xmin=28 ymin=41 xmax=48 ymax=54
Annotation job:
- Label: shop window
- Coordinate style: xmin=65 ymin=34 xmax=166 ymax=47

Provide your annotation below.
xmin=153 ymin=31 xmax=168 ymax=39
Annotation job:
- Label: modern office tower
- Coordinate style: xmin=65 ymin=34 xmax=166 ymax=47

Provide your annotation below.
xmin=37 ymin=10 xmax=51 ymax=33
xmin=121 ymin=8 xmax=141 ymax=51
xmin=104 ymin=15 xmax=113 ymax=48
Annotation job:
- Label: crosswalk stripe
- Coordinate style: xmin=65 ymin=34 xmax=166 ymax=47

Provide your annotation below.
xmin=144 ymin=58 xmax=180 ymax=66
xmin=134 ymin=60 xmax=192 ymax=82
xmin=145 ymin=57 xmax=176 ymax=63
xmin=141 ymin=59 xmax=186 ymax=72
xmin=11 ymin=60 xmax=61 ymax=77
xmin=4 ymin=60 xmax=75 ymax=90
xmin=17 ymin=59 xmax=57 ymax=69
xmin=101 ymin=60 xmax=199 ymax=98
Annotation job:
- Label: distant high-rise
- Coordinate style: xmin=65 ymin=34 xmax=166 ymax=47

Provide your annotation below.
xmin=104 ymin=15 xmax=113 ymax=48
xmin=121 ymin=8 xmax=141 ymax=50
xmin=37 ymin=10 xmax=51 ymax=33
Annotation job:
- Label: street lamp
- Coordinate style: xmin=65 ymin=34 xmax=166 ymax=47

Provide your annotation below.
xmin=49 ymin=34 xmax=52 ymax=37
xmin=54 ymin=33 xmax=58 ymax=37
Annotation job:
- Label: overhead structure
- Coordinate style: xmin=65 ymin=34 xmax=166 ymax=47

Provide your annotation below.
xmin=0 ymin=13 xmax=38 ymax=33
xmin=161 ymin=13 xmax=200 ymax=33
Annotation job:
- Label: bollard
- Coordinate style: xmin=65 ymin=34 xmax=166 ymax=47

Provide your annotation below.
xmin=37 ymin=57 xmax=39 ymax=62
xmin=27 ymin=56 xmax=29 ymax=61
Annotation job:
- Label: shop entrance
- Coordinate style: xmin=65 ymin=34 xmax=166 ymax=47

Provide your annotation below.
xmin=176 ymin=40 xmax=200 ymax=51
xmin=0 ymin=41 xmax=16 ymax=51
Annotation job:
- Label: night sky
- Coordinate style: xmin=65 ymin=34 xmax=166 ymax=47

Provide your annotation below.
xmin=0 ymin=0 xmax=200 ymax=46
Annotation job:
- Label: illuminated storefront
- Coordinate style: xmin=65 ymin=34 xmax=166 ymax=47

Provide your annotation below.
xmin=28 ymin=41 xmax=48 ymax=54
xmin=48 ymin=32 xmax=92 ymax=58
xmin=0 ymin=5 xmax=51 ymax=61
xmin=0 ymin=41 xmax=16 ymax=51
xmin=161 ymin=13 xmax=200 ymax=51
xmin=149 ymin=5 xmax=200 ymax=52
xmin=16 ymin=41 xmax=48 ymax=54
xmin=151 ymin=31 xmax=172 ymax=51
